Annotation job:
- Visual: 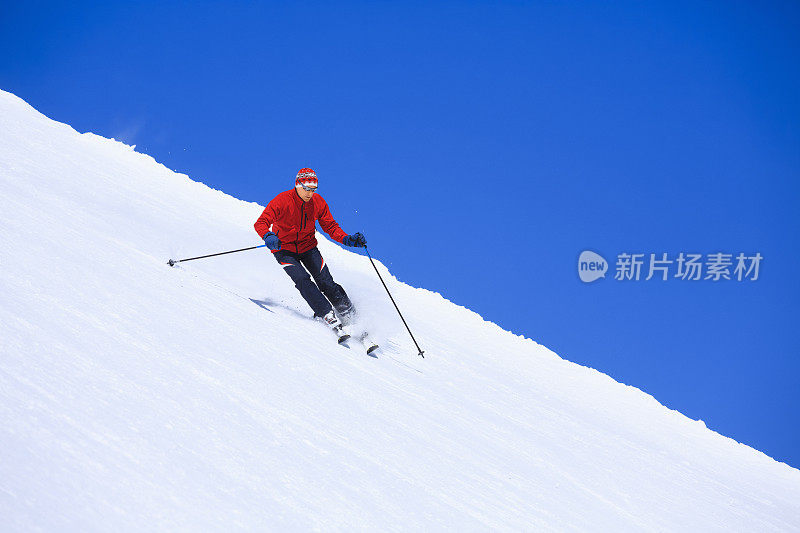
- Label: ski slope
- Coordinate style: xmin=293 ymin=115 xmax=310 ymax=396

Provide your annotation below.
xmin=1 ymin=89 xmax=798 ymax=531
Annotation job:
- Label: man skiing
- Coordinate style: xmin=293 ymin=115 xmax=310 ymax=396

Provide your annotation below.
xmin=254 ymin=168 xmax=366 ymax=339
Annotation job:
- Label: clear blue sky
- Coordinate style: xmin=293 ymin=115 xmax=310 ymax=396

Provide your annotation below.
xmin=2 ymin=1 xmax=798 ymax=467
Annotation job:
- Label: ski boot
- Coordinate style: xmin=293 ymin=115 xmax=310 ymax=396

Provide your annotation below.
xmin=320 ymin=310 xmax=350 ymax=343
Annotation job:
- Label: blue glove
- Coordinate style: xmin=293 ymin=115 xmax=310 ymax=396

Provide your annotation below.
xmin=263 ymin=232 xmax=281 ymax=251
xmin=343 ymin=232 xmax=366 ymax=248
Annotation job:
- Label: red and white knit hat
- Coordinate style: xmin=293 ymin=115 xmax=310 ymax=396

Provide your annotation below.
xmin=295 ymin=168 xmax=318 ymax=188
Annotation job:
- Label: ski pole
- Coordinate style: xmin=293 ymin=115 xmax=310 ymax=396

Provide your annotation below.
xmin=364 ymin=246 xmax=425 ymax=358
xmin=167 ymin=244 xmax=266 ymax=267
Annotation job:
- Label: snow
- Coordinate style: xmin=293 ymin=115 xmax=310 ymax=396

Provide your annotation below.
xmin=1 ymin=88 xmax=798 ymax=531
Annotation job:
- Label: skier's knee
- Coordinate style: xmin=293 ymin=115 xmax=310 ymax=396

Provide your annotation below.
xmin=294 ymin=276 xmax=313 ymax=290
xmin=287 ymin=268 xmax=312 ymax=288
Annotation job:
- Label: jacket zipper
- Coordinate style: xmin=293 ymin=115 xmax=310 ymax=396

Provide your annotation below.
xmin=296 ymin=204 xmax=305 ymax=253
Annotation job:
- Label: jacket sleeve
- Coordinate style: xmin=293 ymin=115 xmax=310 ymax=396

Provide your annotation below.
xmin=316 ymin=197 xmax=348 ymax=244
xmin=254 ymin=198 xmax=280 ymax=239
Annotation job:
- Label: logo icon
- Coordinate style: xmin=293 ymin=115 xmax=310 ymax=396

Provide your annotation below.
xmin=578 ymin=250 xmax=608 ymax=283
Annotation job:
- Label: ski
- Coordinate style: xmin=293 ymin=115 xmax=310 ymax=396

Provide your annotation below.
xmin=359 ymin=332 xmax=379 ymax=354
xmin=333 ymin=324 xmax=351 ymax=344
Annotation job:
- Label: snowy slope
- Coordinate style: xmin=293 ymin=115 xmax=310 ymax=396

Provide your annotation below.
xmin=1 ymin=89 xmax=798 ymax=531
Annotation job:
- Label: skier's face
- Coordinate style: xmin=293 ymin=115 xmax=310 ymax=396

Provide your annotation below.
xmin=297 ymin=185 xmax=317 ymax=202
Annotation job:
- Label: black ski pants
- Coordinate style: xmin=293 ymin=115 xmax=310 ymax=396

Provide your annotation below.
xmin=274 ymin=247 xmax=354 ymax=319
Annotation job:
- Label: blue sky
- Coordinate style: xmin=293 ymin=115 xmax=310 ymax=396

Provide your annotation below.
xmin=2 ymin=1 xmax=799 ymax=467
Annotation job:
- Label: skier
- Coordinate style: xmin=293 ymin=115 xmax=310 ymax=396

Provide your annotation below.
xmin=254 ymin=168 xmax=366 ymax=339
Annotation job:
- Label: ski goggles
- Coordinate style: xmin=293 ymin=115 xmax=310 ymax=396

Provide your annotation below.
xmin=298 ymin=183 xmax=318 ymax=192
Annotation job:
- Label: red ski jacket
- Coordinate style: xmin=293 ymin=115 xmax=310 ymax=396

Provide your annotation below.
xmin=254 ymin=189 xmax=348 ymax=254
